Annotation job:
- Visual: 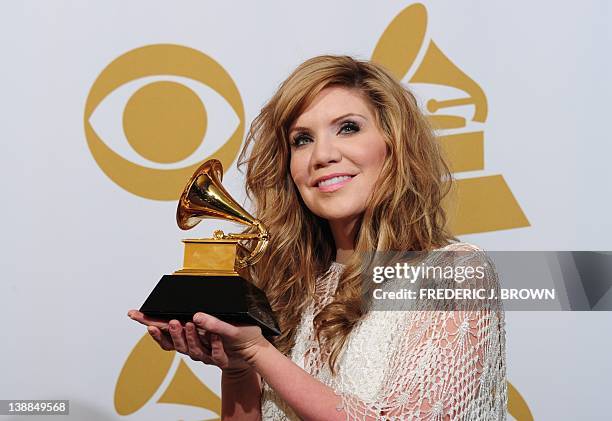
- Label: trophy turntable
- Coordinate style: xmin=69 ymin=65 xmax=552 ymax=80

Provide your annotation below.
xmin=139 ymin=159 xmax=280 ymax=336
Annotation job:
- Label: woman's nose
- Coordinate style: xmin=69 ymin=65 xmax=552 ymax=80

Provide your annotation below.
xmin=311 ymin=136 xmax=342 ymax=169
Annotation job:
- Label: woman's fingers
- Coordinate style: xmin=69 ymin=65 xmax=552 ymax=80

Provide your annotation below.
xmin=130 ymin=310 xmax=233 ymax=368
xmin=192 ymin=312 xmax=238 ymax=338
xmin=127 ymin=310 xmax=169 ymax=332
xmin=147 ymin=326 xmax=175 ymax=351
xmin=194 ymin=328 xmax=212 ymax=351
xmin=167 ymin=320 xmax=188 ymax=353
xmin=210 ymin=333 xmax=229 ymax=368
xmin=185 ymin=323 xmax=214 ymax=364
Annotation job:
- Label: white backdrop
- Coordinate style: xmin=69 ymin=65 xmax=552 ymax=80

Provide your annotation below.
xmin=1 ymin=1 xmax=611 ymax=420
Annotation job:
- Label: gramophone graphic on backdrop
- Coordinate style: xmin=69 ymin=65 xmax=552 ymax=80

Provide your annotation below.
xmin=139 ymin=159 xmax=280 ymax=336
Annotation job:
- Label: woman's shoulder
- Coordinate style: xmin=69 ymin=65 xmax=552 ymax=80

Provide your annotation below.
xmin=431 ymin=240 xmax=494 ymax=272
xmin=436 ymin=240 xmax=484 ymax=252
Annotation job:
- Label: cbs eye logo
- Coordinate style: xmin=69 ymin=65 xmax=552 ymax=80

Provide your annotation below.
xmin=84 ymin=44 xmax=244 ymax=200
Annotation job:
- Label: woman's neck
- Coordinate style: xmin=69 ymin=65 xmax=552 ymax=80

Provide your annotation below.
xmin=328 ymin=217 xmax=359 ymax=265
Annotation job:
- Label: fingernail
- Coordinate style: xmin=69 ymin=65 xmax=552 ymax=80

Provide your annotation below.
xmin=193 ymin=313 xmax=204 ymax=323
xmin=127 ymin=311 xmax=134 ymax=318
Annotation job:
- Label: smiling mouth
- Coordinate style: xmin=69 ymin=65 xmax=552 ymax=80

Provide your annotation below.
xmin=317 ymin=175 xmax=355 ymax=192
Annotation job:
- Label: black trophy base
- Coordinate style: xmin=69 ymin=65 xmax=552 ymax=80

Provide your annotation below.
xmin=139 ymin=274 xmax=281 ymax=337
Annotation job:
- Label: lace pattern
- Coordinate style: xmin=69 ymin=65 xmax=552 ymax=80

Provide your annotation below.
xmin=260 ymin=242 xmax=507 ymax=420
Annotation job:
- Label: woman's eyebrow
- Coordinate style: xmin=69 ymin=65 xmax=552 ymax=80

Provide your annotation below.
xmin=330 ymin=112 xmax=367 ymax=125
xmin=289 ymin=113 xmax=367 ymax=135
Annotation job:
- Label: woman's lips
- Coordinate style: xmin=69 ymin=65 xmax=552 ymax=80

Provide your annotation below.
xmin=316 ymin=175 xmax=355 ymax=192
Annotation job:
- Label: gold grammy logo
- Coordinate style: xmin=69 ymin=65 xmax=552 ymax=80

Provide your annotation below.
xmin=115 ymin=334 xmax=221 ymax=418
xmin=110 ymin=3 xmax=532 ymax=420
xmin=371 ymin=3 xmax=529 ymax=236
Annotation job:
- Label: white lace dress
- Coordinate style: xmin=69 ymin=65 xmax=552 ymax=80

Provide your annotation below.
xmin=260 ymin=243 xmax=507 ymax=420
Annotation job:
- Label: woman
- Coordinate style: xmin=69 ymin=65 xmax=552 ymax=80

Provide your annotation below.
xmin=128 ymin=55 xmax=506 ymax=420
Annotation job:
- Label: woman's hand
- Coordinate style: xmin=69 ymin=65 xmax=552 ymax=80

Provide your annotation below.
xmin=127 ymin=310 xmax=269 ymax=373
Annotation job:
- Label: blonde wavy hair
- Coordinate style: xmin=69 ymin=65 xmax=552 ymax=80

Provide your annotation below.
xmin=237 ymin=55 xmax=455 ymax=374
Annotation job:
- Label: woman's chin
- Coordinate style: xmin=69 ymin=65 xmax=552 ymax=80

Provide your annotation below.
xmin=318 ymin=210 xmax=364 ymax=224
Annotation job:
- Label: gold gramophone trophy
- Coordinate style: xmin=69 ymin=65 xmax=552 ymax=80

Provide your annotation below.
xmin=139 ymin=159 xmax=280 ymax=336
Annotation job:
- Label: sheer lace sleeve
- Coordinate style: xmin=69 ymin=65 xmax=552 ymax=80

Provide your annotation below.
xmin=335 ymin=245 xmax=507 ymax=420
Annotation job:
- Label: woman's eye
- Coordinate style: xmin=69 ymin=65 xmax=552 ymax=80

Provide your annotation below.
xmin=339 ymin=121 xmax=360 ymax=134
xmin=292 ymin=134 xmax=312 ymax=147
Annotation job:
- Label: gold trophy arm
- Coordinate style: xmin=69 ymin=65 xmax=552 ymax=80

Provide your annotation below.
xmin=229 ymin=221 xmax=269 ymax=269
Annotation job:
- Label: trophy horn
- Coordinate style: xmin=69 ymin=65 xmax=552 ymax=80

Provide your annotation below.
xmin=176 ymin=159 xmax=268 ymax=269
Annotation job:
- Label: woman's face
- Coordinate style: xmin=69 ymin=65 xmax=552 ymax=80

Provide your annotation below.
xmin=289 ymin=86 xmax=388 ymax=223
